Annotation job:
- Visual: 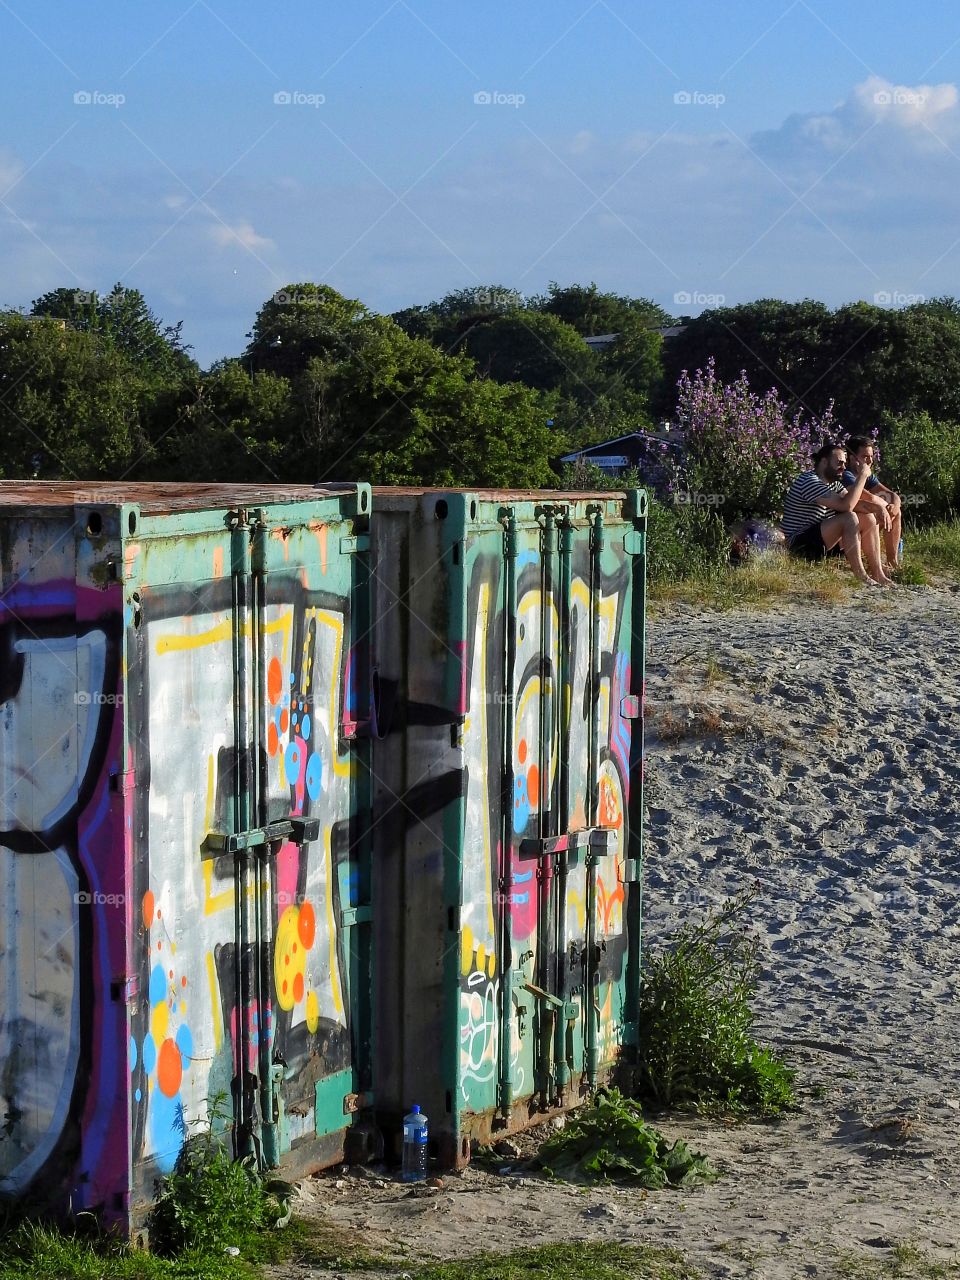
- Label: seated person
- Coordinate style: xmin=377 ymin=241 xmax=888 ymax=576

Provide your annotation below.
xmin=842 ymin=435 xmax=902 ymax=568
xmin=781 ymin=442 xmax=894 ymax=586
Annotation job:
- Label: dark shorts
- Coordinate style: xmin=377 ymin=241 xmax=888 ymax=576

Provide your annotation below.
xmin=788 ymin=522 xmax=841 ymax=562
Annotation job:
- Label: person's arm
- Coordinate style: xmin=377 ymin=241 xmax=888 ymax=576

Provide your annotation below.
xmin=819 ymin=461 xmax=870 ymax=511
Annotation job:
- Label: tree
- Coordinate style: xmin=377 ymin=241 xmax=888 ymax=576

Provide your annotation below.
xmin=456 ymin=311 xmax=598 ymax=397
xmin=0 ymin=312 xmax=149 ymax=478
xmin=529 ymin=282 xmax=671 ymax=334
xmin=245 ymin=283 xmax=370 ymax=381
xmin=140 ymin=362 xmax=293 ymax=482
xmin=391 ymin=285 xmax=523 ymax=348
xmin=31 ymin=284 xmax=196 ymax=382
xmin=659 ymin=299 xmax=832 ymax=418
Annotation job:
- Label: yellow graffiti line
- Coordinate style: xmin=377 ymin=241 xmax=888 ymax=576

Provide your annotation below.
xmin=568 ymin=889 xmax=586 ymax=932
xmin=323 ymin=824 xmax=344 ymax=1016
xmin=206 ymin=950 xmax=223 ymax=1053
xmin=316 ymin=609 xmax=353 ymax=779
xmin=154 ymin=612 xmax=290 ymax=655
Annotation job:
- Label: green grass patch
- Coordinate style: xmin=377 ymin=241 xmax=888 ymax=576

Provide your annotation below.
xmin=636 ymin=888 xmax=797 ymax=1117
xmin=906 ymin=521 xmax=960 ymax=578
xmin=535 ymin=1088 xmax=718 ymax=1188
xmin=649 ymin=555 xmax=854 ymax=611
xmin=828 ymin=1239 xmax=960 ymax=1277
xmin=411 ymin=1241 xmax=702 ymax=1280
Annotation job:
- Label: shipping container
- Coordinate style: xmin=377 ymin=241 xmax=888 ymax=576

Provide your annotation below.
xmin=369 ymin=489 xmax=647 ymax=1163
xmin=0 ymin=482 xmax=377 ymax=1231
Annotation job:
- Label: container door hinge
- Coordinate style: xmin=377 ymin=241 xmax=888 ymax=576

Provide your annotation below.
xmin=109 ymin=770 xmax=136 ymax=795
xmin=340 ymin=534 xmax=370 ymax=554
xmin=340 ymin=905 xmax=373 ymax=928
xmin=624 ymin=530 xmax=645 ymax=557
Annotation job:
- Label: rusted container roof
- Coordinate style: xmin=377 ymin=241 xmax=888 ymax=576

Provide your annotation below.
xmin=0 ymin=481 xmax=356 ymax=515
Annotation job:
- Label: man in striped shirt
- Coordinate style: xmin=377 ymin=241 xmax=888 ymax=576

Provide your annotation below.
xmin=781 ymin=442 xmax=893 ymax=586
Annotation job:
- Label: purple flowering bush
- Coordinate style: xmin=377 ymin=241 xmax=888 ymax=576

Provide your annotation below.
xmin=676 ymin=359 xmax=836 ymax=523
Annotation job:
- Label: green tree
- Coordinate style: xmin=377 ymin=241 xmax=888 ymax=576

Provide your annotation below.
xmin=141 ymin=362 xmax=293 ymax=482
xmin=0 ymin=312 xmax=149 ymax=478
xmin=245 ymin=283 xmax=370 ymax=380
xmin=391 ymin=284 xmax=523 ymax=348
xmin=457 ymin=311 xmax=598 ymax=397
xmin=31 ymin=283 xmax=196 ymax=381
xmin=529 ymin=281 xmax=671 ymax=334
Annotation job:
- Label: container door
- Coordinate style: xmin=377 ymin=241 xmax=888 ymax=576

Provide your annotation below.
xmin=131 ymin=494 xmax=372 ymax=1186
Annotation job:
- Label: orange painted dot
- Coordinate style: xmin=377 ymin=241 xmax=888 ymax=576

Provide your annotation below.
xmin=282 ymin=980 xmax=288 ymax=995
xmin=292 ymin=942 xmax=297 ymax=954
xmin=267 ymin=657 xmax=283 ymax=705
xmin=157 ymin=909 xmax=162 ymax=920
xmin=157 ymin=1038 xmax=182 ymax=1097
xmin=518 ymin=739 xmax=527 ymax=764
xmin=158 ymin=941 xmax=162 ymax=951
xmin=292 ymin=972 xmax=304 ymax=1003
xmin=142 ymin=891 xmax=155 ymax=930
xmin=280 ymin=709 xmax=289 ymax=733
xmin=284 ymin=954 xmax=290 ymax=966
xmin=527 ymin=764 xmax=540 ymax=801
xmin=169 ymin=969 xmax=174 ymax=979
xmin=298 ymin=902 xmax=316 ymax=949
xmin=268 ymin=722 xmax=279 ymax=756
xmin=181 ymin=975 xmax=187 ymax=988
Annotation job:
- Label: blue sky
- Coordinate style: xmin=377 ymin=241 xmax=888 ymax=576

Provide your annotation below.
xmin=3 ymin=1 xmax=960 ymax=364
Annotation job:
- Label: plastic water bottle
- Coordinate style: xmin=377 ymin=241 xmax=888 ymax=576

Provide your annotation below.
xmin=898 ymin=537 xmax=904 ymax=562
xmin=401 ymin=1104 xmax=429 ymax=1182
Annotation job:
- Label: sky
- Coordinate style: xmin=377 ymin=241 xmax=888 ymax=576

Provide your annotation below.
xmin=3 ymin=1 xmax=960 ymax=365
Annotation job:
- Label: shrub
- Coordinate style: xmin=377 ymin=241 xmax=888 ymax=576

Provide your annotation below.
xmin=879 ymin=410 xmax=960 ymax=522
xmin=676 ymin=359 xmax=835 ymax=523
xmin=636 ymin=888 xmax=796 ymax=1116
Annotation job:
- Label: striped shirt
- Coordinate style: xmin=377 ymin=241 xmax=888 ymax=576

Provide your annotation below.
xmin=782 ymin=472 xmax=846 ymax=542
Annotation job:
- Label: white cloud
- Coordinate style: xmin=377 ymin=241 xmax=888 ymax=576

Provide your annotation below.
xmin=208 ymin=219 xmax=275 ymax=252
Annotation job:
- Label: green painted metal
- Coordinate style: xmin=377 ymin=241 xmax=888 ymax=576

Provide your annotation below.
xmin=0 ymin=482 xmax=375 ymax=1232
xmin=369 ymin=488 xmax=647 ymax=1164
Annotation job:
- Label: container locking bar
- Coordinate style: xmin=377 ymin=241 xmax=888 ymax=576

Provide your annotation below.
xmin=518 ymin=826 xmax=616 ymax=860
xmin=203 ymin=816 xmax=320 ymax=856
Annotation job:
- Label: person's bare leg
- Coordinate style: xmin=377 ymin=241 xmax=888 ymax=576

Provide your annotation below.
xmin=821 ymin=512 xmax=874 ymax=584
xmin=857 ymin=511 xmax=893 ymax=585
xmin=885 ymin=506 xmax=902 ymax=566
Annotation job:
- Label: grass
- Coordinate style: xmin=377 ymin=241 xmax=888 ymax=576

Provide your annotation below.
xmin=649 ymin=518 xmax=960 ymax=611
xmin=650 ymin=554 xmax=854 ymax=611
xmin=827 ymin=1239 xmax=960 ymax=1278
xmin=411 ymin=1241 xmax=702 ymax=1280
xmin=0 ymin=1223 xmax=700 ymax=1280
xmin=907 ymin=520 xmax=960 ymax=578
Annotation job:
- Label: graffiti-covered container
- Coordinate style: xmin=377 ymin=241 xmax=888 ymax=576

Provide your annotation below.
xmin=369 ymin=489 xmax=646 ymax=1164
xmin=0 ymin=482 xmax=376 ymax=1232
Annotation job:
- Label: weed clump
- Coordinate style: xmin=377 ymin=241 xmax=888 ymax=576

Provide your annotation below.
xmin=636 ymin=888 xmax=796 ymax=1117
xmin=535 ymin=1088 xmax=718 ymax=1188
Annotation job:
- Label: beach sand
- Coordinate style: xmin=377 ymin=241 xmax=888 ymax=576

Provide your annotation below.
xmin=278 ymin=584 xmax=960 ymax=1279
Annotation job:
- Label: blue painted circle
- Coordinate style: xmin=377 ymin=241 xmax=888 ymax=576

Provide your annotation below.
xmin=306 ymin=752 xmax=323 ymax=801
xmin=135 ymin=1088 xmax=142 ymax=1103
xmin=130 ymin=1036 xmax=138 ymax=1071
xmin=149 ymin=963 xmax=166 ymax=1005
xmin=284 ymin=741 xmax=301 ymax=778
xmin=175 ymin=1023 xmax=193 ymax=1061
xmin=142 ymin=1033 xmax=157 ymax=1075
xmin=149 ymin=1088 xmax=183 ymax=1174
xmin=301 ymin=714 xmax=311 ymax=740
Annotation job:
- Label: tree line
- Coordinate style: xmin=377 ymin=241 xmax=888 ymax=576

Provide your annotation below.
xmin=3 ymin=282 xmax=960 ymax=497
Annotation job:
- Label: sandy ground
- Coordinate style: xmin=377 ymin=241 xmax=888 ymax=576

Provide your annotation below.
xmin=277 ymin=583 xmax=960 ymax=1279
